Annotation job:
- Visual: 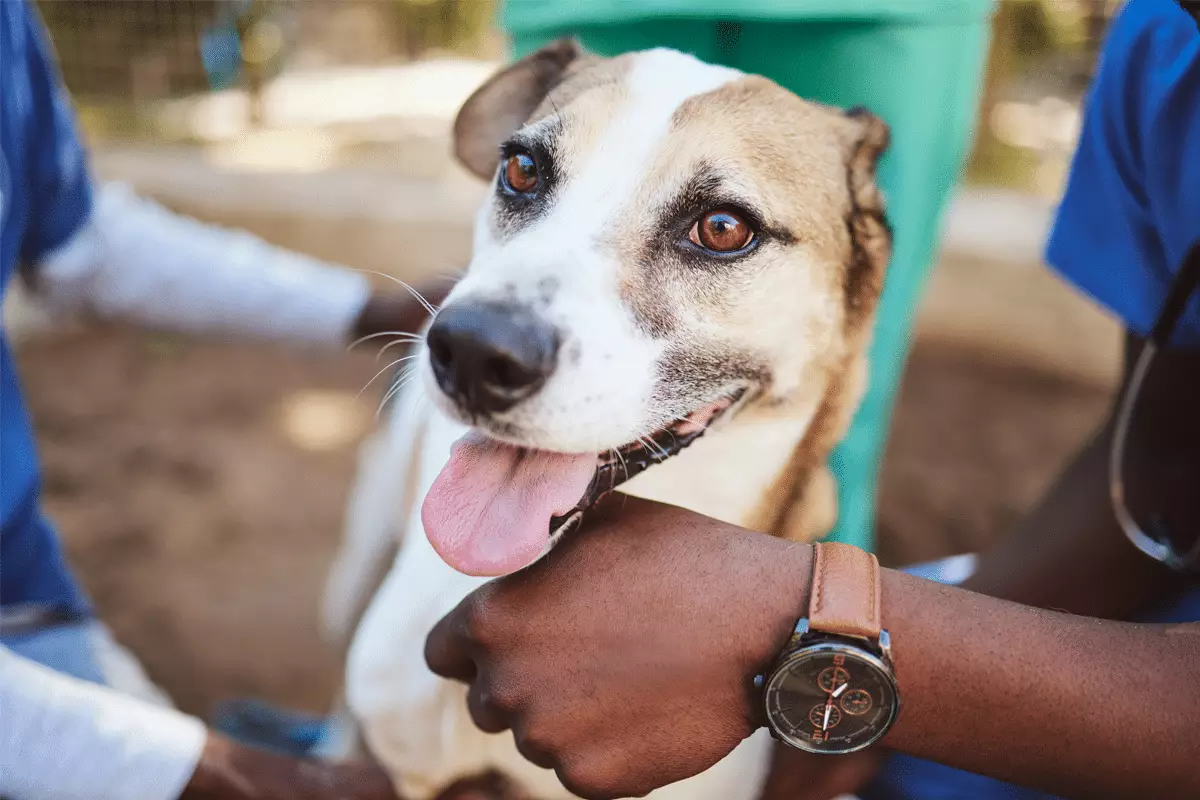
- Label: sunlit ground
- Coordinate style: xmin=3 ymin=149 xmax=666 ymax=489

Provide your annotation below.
xmin=156 ymin=59 xmax=496 ymax=175
xmin=278 ymin=389 xmax=374 ymax=453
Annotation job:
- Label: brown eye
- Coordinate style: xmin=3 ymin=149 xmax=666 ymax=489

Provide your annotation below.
xmin=689 ymin=209 xmax=754 ymax=253
xmin=503 ymin=152 xmax=539 ymax=194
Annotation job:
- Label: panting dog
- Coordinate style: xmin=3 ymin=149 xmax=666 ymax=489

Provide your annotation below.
xmin=321 ymin=39 xmax=891 ymax=800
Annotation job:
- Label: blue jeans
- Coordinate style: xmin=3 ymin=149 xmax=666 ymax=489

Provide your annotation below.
xmin=859 ymin=556 xmax=1200 ymax=800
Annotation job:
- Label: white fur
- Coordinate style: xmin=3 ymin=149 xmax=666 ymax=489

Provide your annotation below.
xmin=329 ymin=50 xmax=824 ymax=799
xmin=341 ymin=372 xmax=784 ymax=800
xmin=430 ymin=51 xmax=745 ymax=452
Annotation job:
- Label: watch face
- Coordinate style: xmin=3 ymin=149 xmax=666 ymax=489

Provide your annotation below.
xmin=763 ymin=640 xmax=898 ymax=754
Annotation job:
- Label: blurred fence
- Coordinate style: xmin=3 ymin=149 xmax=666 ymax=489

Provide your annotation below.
xmin=37 ymin=0 xmax=498 ymax=102
xmin=14 ymin=0 xmax=1130 ymax=380
xmin=37 ymin=0 xmax=1118 ymax=196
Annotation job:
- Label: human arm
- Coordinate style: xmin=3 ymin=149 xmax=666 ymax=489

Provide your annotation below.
xmin=17 ymin=6 xmax=443 ymax=351
xmin=25 ymin=181 xmax=446 ymax=350
xmin=181 ymin=734 xmax=399 ymax=800
xmin=424 ymin=495 xmax=1200 ymax=800
xmin=960 ymin=332 xmax=1197 ymax=617
xmin=958 ymin=0 xmax=1200 ymax=617
xmin=0 ymin=644 xmax=400 ymax=800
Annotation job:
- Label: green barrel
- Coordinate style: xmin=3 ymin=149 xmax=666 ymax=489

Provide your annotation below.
xmin=504 ymin=0 xmax=994 ymax=552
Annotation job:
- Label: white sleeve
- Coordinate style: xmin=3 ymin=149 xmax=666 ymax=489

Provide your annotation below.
xmin=0 ymin=645 xmax=206 ymax=800
xmin=30 ymin=181 xmax=371 ymax=349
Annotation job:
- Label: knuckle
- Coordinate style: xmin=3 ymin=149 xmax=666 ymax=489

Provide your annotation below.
xmin=515 ymin=718 xmax=556 ymax=753
xmin=512 ymin=709 xmax=562 ymax=760
xmin=467 ymin=685 xmax=508 ymax=733
xmin=478 ymin=679 xmax=521 ymax=714
xmin=462 ymin=594 xmax=502 ymax=647
xmin=556 ymin=756 xmax=623 ymax=800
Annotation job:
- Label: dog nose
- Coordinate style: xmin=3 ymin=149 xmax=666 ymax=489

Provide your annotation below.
xmin=426 ymin=301 xmax=560 ymax=414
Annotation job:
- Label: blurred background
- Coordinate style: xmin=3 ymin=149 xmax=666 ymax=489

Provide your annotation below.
xmin=6 ymin=0 xmax=1124 ymax=719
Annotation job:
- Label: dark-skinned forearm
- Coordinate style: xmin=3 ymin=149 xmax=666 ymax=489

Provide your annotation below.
xmin=962 ymin=330 xmax=1200 ymax=619
xmin=877 ymin=567 xmax=1200 ymax=798
xmin=961 ymin=426 xmax=1188 ymax=619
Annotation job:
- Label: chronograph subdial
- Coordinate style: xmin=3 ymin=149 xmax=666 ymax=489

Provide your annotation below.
xmin=840 ymin=688 xmax=874 ymax=716
xmin=809 ymin=702 xmax=842 ymax=731
xmin=817 ymin=666 xmax=850 ymax=693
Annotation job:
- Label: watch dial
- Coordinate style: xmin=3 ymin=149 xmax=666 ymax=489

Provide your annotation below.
xmin=764 ymin=643 xmax=897 ymax=754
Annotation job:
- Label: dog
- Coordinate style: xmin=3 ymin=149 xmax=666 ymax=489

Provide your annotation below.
xmin=321 ymin=39 xmax=891 ymax=800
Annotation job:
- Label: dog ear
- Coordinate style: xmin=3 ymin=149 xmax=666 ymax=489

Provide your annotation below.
xmin=840 ymin=107 xmax=892 ymax=331
xmin=843 ymin=107 xmax=889 ymax=213
xmin=453 ymin=38 xmax=584 ymax=180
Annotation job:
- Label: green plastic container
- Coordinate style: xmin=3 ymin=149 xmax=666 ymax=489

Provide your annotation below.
xmin=504 ymin=0 xmax=994 ymax=553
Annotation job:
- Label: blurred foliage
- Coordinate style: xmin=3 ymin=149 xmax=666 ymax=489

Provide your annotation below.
xmin=382 ymin=0 xmax=497 ymax=59
xmin=37 ymin=0 xmax=496 ymax=103
xmin=43 ymin=0 xmax=1111 ymax=196
xmin=965 ymin=0 xmax=1111 ymax=191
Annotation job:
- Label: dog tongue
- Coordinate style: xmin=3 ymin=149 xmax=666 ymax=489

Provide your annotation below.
xmin=423 ymin=431 xmax=597 ymax=576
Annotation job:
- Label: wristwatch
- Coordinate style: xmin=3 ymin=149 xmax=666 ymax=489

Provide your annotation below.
xmin=757 ymin=541 xmax=899 ymax=754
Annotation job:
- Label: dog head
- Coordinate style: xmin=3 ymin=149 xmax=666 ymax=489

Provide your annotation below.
xmin=420 ymin=41 xmax=890 ymax=575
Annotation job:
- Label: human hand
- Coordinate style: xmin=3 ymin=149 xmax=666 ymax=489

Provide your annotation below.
xmin=424 ymin=496 xmax=814 ymax=799
xmin=181 ymin=733 xmax=401 ymax=800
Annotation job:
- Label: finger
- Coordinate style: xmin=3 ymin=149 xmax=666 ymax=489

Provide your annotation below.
xmin=425 ymin=601 xmax=477 ymax=682
xmin=466 ymin=681 xmax=513 ymax=735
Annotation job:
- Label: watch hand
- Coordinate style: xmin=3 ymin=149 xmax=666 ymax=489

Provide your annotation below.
xmin=822 ymin=703 xmax=832 ymax=730
xmin=833 ymin=682 xmax=849 ymax=698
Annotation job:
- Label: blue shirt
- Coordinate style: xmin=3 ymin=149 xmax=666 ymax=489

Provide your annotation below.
xmin=1 ymin=2 xmax=94 ymax=614
xmin=1047 ymin=0 xmax=1200 ymax=346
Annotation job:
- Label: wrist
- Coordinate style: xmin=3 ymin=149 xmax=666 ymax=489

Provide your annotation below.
xmin=182 ymin=734 xmax=320 ymax=800
xmin=749 ymin=539 xmax=814 ymax=674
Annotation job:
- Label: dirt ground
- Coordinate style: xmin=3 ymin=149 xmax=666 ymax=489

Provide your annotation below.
xmin=15 ymin=325 xmax=1110 ymax=719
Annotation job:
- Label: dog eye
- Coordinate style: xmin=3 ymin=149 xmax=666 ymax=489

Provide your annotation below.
xmin=501 ymin=152 xmax=539 ymax=194
xmin=689 ymin=209 xmax=754 ymax=253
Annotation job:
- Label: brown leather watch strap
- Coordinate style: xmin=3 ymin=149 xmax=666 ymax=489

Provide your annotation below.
xmin=807 ymin=541 xmax=882 ymax=639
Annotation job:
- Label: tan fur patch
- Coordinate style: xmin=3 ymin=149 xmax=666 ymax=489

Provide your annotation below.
xmin=453 ymin=38 xmax=583 ymax=180
xmin=529 ymin=55 xmax=633 ymax=180
xmin=624 ymin=75 xmax=891 ymax=542
xmin=457 ymin=55 xmax=891 ymax=543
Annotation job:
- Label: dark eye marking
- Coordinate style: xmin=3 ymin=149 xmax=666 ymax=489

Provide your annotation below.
xmin=492 ymin=120 xmax=565 ymax=235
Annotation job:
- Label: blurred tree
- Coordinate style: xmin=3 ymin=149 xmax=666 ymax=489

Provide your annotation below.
xmin=383 ymin=0 xmax=496 ymax=59
xmin=966 ymin=0 xmax=1114 ymax=190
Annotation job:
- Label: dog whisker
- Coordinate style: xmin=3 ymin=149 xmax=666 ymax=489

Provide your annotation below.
xmin=613 ymin=445 xmax=630 ymax=488
xmin=376 ymin=336 xmax=424 ymax=364
xmin=377 ymin=360 xmax=427 ymax=420
xmin=355 ymin=355 xmax=420 ymax=403
xmin=637 ymin=435 xmax=670 ymax=462
xmin=347 ymin=330 xmax=424 ymax=352
xmin=377 ymin=363 xmax=422 ymax=416
xmin=352 ymin=269 xmax=440 ymax=317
